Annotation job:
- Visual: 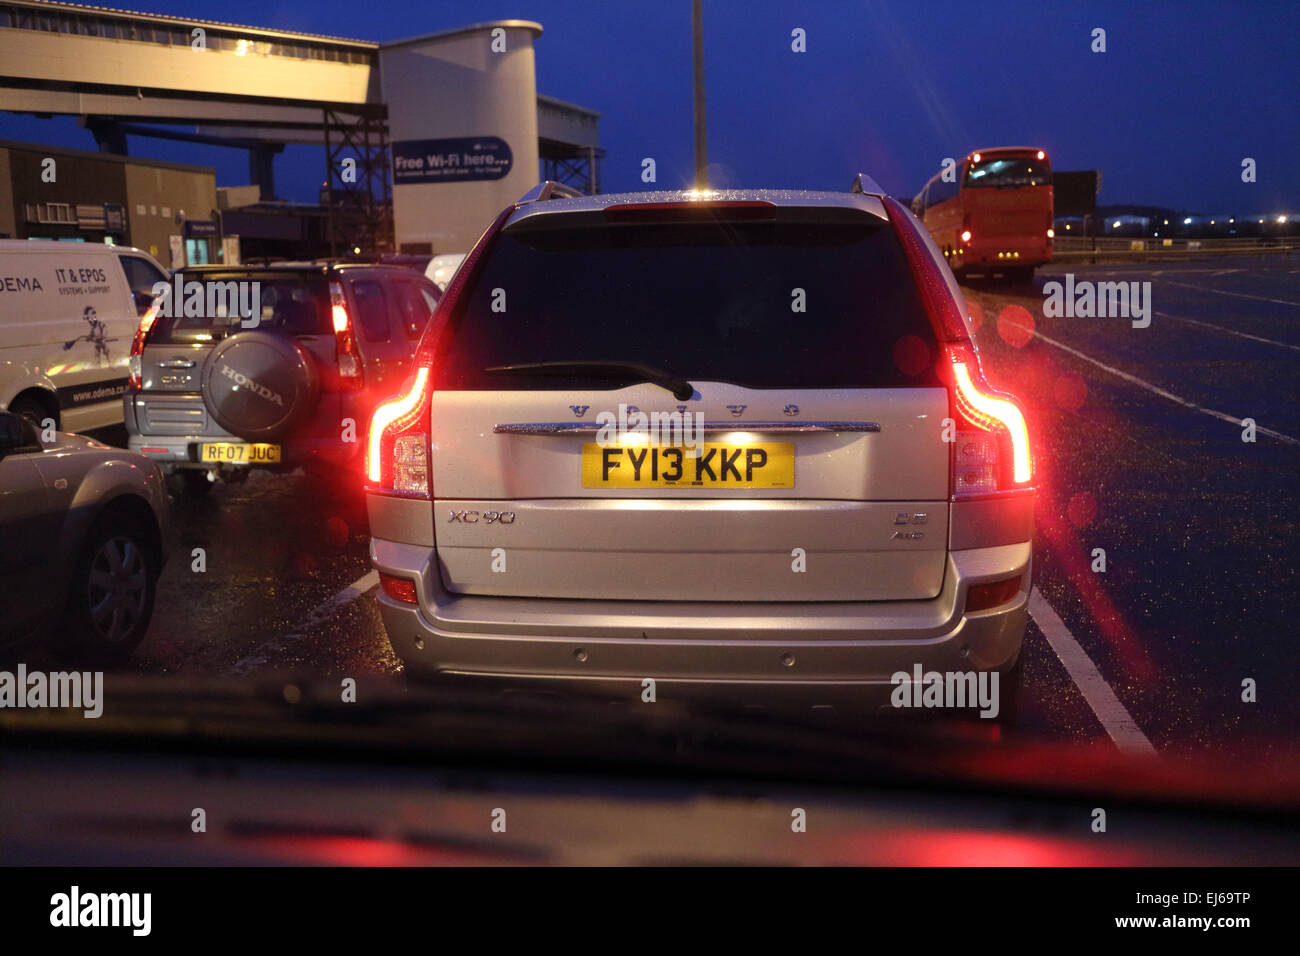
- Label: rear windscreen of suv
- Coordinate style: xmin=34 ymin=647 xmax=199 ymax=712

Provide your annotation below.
xmin=435 ymin=216 xmax=941 ymax=390
xmin=149 ymin=274 xmax=332 ymax=344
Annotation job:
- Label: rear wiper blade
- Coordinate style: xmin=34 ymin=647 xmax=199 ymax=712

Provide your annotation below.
xmin=485 ymin=360 xmax=696 ymax=402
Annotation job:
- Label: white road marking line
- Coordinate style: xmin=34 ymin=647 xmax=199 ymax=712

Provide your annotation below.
xmin=1161 ymin=278 xmax=1300 ymax=307
xmin=1028 ymin=326 xmax=1300 ymax=445
xmin=1028 ymin=591 xmax=1158 ymax=757
xmin=227 ymin=570 xmax=380 ymax=675
xmin=1154 ymin=310 xmax=1300 ymax=352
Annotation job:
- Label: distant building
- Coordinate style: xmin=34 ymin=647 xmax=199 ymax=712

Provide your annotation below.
xmin=0 ymin=4 xmax=603 ymax=256
xmin=0 ymin=138 xmax=221 ymax=265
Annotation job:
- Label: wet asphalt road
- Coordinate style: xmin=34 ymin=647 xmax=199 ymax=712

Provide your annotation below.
xmin=967 ymin=255 xmax=1299 ymax=757
xmin=71 ymin=254 xmax=1300 ymax=758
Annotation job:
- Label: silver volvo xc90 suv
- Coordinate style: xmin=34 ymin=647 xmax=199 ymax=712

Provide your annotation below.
xmin=364 ymin=181 xmax=1034 ymax=714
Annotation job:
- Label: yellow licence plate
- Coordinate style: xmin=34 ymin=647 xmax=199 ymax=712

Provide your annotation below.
xmin=581 ymin=442 xmax=794 ymax=489
xmin=200 ymin=442 xmax=282 ymax=464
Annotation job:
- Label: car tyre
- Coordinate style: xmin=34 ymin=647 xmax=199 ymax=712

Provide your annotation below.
xmin=8 ymin=394 xmax=53 ymax=431
xmin=54 ymin=511 xmax=159 ymax=665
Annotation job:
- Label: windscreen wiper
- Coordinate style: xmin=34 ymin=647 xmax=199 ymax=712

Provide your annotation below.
xmin=486 ymin=360 xmax=696 ymax=401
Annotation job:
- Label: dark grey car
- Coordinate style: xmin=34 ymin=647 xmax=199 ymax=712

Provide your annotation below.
xmin=0 ymin=410 xmax=168 ymax=662
xmin=124 ymin=263 xmax=442 ymax=494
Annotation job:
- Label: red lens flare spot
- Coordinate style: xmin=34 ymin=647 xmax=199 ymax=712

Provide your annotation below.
xmin=1052 ymin=371 xmax=1088 ymax=411
xmin=892 ymin=334 xmax=932 ymax=376
xmin=996 ymin=305 xmax=1036 ymax=348
xmin=1067 ymin=491 xmax=1098 ymax=528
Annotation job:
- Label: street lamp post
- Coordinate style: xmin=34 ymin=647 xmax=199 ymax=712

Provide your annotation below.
xmin=692 ymin=0 xmax=707 ymax=190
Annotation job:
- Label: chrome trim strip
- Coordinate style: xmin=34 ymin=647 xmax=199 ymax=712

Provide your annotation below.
xmin=493 ymin=421 xmax=881 ymax=435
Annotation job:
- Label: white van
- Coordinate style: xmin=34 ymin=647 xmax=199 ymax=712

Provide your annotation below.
xmin=424 ymin=252 xmax=466 ymax=290
xmin=0 ymin=240 xmax=169 ymax=432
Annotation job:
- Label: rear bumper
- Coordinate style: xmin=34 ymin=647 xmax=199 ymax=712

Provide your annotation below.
xmin=123 ymin=390 xmax=362 ymax=470
xmin=370 ymin=534 xmax=1031 ymax=708
xmin=125 ymin=433 xmax=360 ymax=470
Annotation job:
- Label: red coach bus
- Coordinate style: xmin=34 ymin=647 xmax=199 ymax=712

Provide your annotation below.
xmin=911 ymin=147 xmax=1054 ymax=281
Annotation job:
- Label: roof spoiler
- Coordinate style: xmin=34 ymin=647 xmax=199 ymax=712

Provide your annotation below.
xmin=518 ymin=180 xmax=583 ymax=203
xmin=849 ymin=172 xmax=886 ymax=196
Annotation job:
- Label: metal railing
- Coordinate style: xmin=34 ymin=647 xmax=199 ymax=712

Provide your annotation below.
xmin=1051 ymin=235 xmax=1296 ymax=262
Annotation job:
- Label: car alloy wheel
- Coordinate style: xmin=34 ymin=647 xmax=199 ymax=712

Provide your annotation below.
xmin=86 ymin=535 xmax=149 ymax=643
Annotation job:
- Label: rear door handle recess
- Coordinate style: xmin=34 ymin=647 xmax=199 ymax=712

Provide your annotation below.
xmin=157 ymin=359 xmax=196 ymax=369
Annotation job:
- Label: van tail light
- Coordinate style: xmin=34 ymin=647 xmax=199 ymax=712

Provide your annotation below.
xmin=331 ymin=281 xmax=363 ymax=391
xmin=365 ymin=203 xmax=515 ymax=497
xmin=127 ymin=298 xmax=162 ymax=390
xmin=881 ymin=196 xmax=1032 ymax=498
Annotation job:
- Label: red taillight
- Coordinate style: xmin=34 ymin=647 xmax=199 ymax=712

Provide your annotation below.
xmin=331 ymin=282 xmax=363 ymax=391
xmin=967 ymin=575 xmax=1023 ymax=611
xmin=378 ymin=572 xmax=419 ymax=605
xmin=949 ymin=344 xmax=1032 ymax=494
xmin=366 ymin=362 xmax=431 ymax=493
xmin=127 ymin=299 xmax=161 ymax=390
xmin=881 ymin=197 xmax=1031 ymax=497
xmin=960 ymin=229 xmax=972 ymax=243
xmin=365 ymin=203 xmax=515 ymax=496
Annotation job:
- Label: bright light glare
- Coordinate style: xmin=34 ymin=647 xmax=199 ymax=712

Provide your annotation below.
xmin=367 ymin=366 xmax=429 ymax=484
xmin=953 ymin=363 xmax=1031 ymax=484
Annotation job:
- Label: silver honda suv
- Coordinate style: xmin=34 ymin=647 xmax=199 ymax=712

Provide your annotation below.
xmin=365 ymin=182 xmax=1034 ymax=715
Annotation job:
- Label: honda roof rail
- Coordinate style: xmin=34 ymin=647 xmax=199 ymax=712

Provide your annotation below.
xmin=850 ymin=172 xmax=887 ymax=196
xmin=518 ymin=180 xmax=584 ymax=203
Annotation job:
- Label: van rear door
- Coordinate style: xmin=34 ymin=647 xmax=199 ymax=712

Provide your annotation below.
xmin=0 ymin=243 xmax=137 ymax=430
